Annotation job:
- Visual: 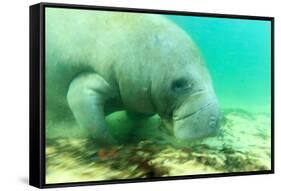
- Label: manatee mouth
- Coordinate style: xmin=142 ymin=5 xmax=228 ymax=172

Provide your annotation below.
xmin=173 ymin=102 xmax=215 ymax=121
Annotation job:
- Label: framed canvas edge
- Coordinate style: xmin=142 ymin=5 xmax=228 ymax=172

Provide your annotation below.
xmin=29 ymin=3 xmax=45 ymax=189
xmin=29 ymin=2 xmax=275 ymax=189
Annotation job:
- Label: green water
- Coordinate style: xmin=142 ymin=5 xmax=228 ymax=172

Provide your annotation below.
xmin=167 ymin=15 xmax=271 ymax=113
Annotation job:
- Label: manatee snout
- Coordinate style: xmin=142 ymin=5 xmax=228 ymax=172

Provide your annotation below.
xmin=172 ymin=93 xmax=221 ymax=140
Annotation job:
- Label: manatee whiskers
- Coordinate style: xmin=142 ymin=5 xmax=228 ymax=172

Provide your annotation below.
xmin=173 ymin=102 xmax=216 ymax=121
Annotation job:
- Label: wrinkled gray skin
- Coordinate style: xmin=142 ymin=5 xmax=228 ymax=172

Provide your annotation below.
xmin=46 ymin=9 xmax=220 ymax=146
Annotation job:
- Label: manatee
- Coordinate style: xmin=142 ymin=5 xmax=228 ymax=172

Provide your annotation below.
xmin=46 ymin=9 xmax=220 ymax=146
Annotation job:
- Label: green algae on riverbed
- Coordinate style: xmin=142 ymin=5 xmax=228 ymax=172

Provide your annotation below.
xmin=46 ymin=109 xmax=271 ymax=184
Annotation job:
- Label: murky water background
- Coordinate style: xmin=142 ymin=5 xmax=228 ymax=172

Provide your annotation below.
xmin=45 ymin=9 xmax=272 ymax=184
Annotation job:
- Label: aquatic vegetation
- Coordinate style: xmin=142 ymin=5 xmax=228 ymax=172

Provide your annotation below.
xmin=46 ymin=109 xmax=271 ymax=183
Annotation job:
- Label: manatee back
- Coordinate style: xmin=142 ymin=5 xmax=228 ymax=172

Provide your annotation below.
xmin=45 ymin=9 xmax=195 ymax=120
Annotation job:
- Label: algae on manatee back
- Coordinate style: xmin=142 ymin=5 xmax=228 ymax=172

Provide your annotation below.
xmin=46 ymin=109 xmax=271 ymax=184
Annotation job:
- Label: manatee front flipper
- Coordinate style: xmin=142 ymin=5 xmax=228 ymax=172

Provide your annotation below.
xmin=67 ymin=73 xmax=117 ymax=147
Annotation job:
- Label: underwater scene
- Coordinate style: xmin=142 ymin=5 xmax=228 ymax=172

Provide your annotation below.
xmin=45 ymin=8 xmax=272 ymax=184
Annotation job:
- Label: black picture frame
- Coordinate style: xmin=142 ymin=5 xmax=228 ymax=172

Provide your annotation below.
xmin=30 ymin=2 xmax=275 ymax=189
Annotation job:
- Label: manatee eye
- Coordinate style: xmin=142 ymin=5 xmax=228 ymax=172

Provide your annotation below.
xmin=171 ymin=78 xmax=192 ymax=92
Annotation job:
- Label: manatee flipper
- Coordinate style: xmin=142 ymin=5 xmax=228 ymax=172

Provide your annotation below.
xmin=67 ymin=73 xmax=117 ymax=146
